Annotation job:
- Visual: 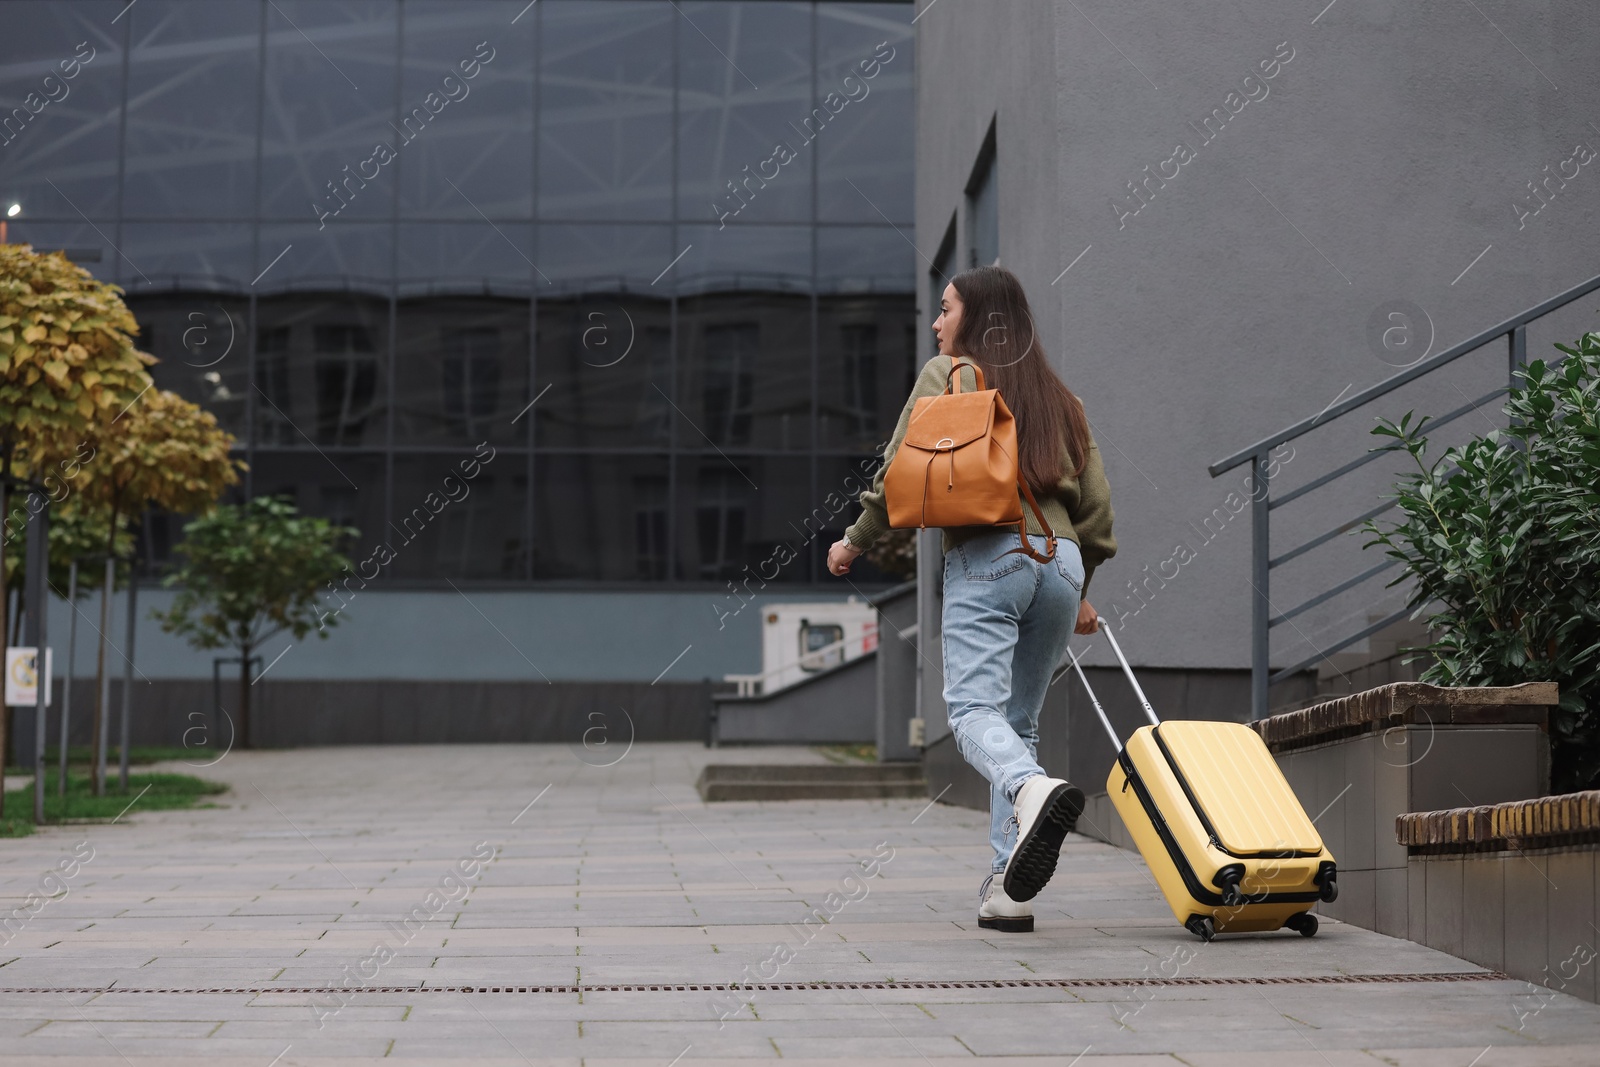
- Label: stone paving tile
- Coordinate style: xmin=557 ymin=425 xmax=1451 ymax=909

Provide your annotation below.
xmin=2 ymin=743 xmax=1599 ymax=1064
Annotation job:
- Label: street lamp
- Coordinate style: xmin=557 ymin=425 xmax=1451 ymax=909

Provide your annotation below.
xmin=1 ymin=202 xmax=18 ymax=243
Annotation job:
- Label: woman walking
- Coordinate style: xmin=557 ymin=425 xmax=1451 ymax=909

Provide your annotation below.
xmin=828 ymin=265 xmax=1116 ymax=933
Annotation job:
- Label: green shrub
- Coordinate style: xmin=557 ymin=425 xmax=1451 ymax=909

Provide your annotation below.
xmin=1363 ymin=331 xmax=1600 ymax=793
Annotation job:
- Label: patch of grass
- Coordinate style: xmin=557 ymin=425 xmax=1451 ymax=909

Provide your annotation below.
xmin=5 ymin=746 xmax=206 ymax=775
xmin=0 ymin=769 xmax=228 ymax=838
xmin=816 ymin=743 xmax=877 ymax=764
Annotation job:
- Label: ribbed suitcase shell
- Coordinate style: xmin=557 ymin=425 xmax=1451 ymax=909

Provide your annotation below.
xmin=1108 ymin=720 xmax=1333 ymax=933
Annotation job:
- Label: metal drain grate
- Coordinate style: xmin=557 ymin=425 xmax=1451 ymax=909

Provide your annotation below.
xmin=0 ymin=972 xmax=1510 ymax=996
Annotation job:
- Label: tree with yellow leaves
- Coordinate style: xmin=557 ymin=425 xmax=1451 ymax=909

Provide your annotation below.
xmin=76 ymin=389 xmax=241 ymax=793
xmin=0 ymin=243 xmax=153 ymax=802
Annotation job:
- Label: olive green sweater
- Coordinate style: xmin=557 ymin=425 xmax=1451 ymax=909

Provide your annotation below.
xmin=844 ymin=355 xmax=1118 ymax=596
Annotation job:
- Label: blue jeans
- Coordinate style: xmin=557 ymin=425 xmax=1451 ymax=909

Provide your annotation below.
xmin=942 ymin=529 xmax=1085 ymax=873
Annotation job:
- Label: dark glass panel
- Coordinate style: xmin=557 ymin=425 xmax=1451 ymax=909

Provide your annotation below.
xmin=258 ymin=1 xmax=398 ymax=221
xmin=395 ymin=295 xmax=530 ymax=447
xmin=398 ymin=1 xmax=534 ymax=220
xmin=673 ymin=223 xmax=810 ymax=296
xmin=539 ymin=1 xmax=673 ymax=221
xmin=256 ymin=220 xmax=392 ymax=292
xmin=247 ymin=451 xmax=386 ymax=550
xmin=535 ymin=293 xmax=671 ymax=449
xmin=254 ymin=293 xmax=390 ymax=448
xmin=816 ymin=292 xmax=916 ymax=453
xmin=385 ymin=450 xmax=527 ymax=580
xmin=814 ymin=3 xmax=913 ymax=224
xmin=677 ymin=290 xmax=811 ymax=452
xmin=816 ymin=224 xmax=914 ymax=294
xmin=815 ymin=454 xmax=903 ymax=585
xmin=674 ymin=455 xmax=812 ymax=584
xmin=118 ymin=221 xmax=255 ymax=294
xmin=124 ymin=294 xmax=251 ymax=440
xmin=123 ymin=0 xmax=261 ymax=218
xmin=0 ymin=2 xmax=126 ymax=217
xmin=539 ymin=222 xmax=672 ymax=295
xmin=533 ymin=454 xmax=670 ymax=582
xmin=676 ymin=1 xmax=812 ymax=224
xmin=1 ymin=221 xmax=117 ymax=284
xmin=397 ymin=221 xmax=534 ymax=298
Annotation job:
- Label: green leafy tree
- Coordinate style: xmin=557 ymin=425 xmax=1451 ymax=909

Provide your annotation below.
xmin=1363 ymin=331 xmax=1600 ymax=792
xmin=77 ymin=388 xmax=240 ymax=791
xmin=154 ymin=497 xmax=355 ymax=748
xmin=0 ymin=243 xmax=151 ymax=791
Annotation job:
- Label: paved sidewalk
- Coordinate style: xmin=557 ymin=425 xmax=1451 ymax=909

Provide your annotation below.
xmin=1 ymin=743 xmax=1598 ymax=1065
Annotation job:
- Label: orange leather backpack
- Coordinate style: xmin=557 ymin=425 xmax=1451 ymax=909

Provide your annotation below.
xmin=883 ymin=359 xmax=1057 ymax=563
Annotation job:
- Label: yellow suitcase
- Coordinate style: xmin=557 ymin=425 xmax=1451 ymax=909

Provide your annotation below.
xmin=1069 ymin=623 xmax=1338 ymax=940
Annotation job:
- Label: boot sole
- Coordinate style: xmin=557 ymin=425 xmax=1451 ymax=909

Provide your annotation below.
xmin=1001 ymin=782 xmax=1085 ymax=903
xmin=978 ymin=913 xmax=1034 ymax=933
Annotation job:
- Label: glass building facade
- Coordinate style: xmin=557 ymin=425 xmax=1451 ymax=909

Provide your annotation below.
xmin=1 ymin=0 xmax=916 ymax=586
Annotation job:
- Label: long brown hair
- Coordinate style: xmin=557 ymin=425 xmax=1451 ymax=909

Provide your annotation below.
xmin=947 ymin=266 xmax=1090 ymax=491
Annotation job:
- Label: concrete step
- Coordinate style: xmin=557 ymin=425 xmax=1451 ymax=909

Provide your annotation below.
xmin=698 ymin=762 xmax=924 ymax=783
xmin=695 ymin=762 xmax=927 ymax=801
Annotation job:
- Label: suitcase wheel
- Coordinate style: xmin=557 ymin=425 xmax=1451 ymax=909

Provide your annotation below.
xmin=1185 ymin=915 xmax=1216 ymax=941
xmin=1285 ymin=912 xmax=1318 ymax=938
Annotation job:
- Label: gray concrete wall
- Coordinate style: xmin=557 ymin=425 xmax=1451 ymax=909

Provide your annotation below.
xmin=914 ymin=2 xmax=1600 ymax=677
xmin=711 ymin=654 xmax=876 ymax=745
xmin=33 ymin=584 xmax=872 ymax=683
xmin=9 ymin=678 xmax=712 ymax=755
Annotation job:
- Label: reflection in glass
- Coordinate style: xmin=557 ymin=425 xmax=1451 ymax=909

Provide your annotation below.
xmin=815 ymin=3 xmax=914 ymax=223
xmin=387 ymin=451 xmax=527 ymax=580
xmin=3 ymin=0 xmax=922 ymax=589
xmin=399 ymin=1 xmax=535 ymax=219
xmin=0 ymin=3 xmax=125 ymax=217
xmin=677 ymin=2 xmax=813 ymax=224
xmin=817 ymin=292 xmax=916 ymax=451
xmin=676 ymin=455 xmax=811 ymax=584
xmin=259 ymin=1 xmax=398 ymax=220
xmin=398 ymin=223 xmax=534 ymax=298
xmin=535 ymin=293 xmax=670 ymax=449
xmin=123 ymin=0 xmax=262 ymax=217
xmin=248 ymin=452 xmax=386 ymax=549
xmin=534 ymin=455 xmax=670 ymax=582
xmin=540 ymin=1 xmax=673 ymax=220
xmin=128 ymin=295 xmax=251 ymax=439
xmin=255 ymin=296 xmax=389 ymax=447
xmin=396 ymin=297 xmax=529 ymax=446
xmin=118 ymin=222 xmax=256 ymax=294
xmin=678 ymin=292 xmax=810 ymax=451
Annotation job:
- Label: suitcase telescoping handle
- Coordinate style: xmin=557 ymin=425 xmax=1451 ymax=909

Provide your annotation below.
xmin=1066 ymin=619 xmax=1161 ymax=750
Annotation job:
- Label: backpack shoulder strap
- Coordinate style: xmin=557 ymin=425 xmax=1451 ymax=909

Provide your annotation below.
xmin=943 ymin=358 xmax=986 ymax=394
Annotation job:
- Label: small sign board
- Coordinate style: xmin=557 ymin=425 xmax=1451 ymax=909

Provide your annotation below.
xmin=4 ymin=647 xmax=53 ymax=707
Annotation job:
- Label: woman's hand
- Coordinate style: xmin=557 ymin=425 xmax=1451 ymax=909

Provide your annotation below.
xmin=827 ymin=538 xmax=864 ymax=576
xmin=1074 ymin=598 xmax=1100 ymax=635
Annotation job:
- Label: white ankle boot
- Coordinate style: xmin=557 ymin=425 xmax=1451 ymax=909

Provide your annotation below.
xmin=1001 ymin=775 xmax=1085 ymax=903
xmin=978 ymin=872 xmax=1033 ymax=932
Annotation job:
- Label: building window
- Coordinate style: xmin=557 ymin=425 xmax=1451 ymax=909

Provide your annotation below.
xmin=703 ymin=322 xmax=757 ymax=446
xmin=313 ymin=324 xmax=378 ymax=446
xmin=634 ymin=474 xmax=669 ymax=581
xmin=967 ymin=123 xmax=998 ymax=268
xmin=255 ymin=326 xmax=293 ymax=446
xmin=695 ymin=466 xmax=749 ymax=581
xmin=840 ymin=323 xmax=879 ymax=437
xmin=441 ymin=326 xmax=502 ymax=438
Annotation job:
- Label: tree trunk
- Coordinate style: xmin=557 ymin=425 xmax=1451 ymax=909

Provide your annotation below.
xmin=91 ymin=504 xmax=119 ymax=797
xmin=118 ymin=566 xmax=137 ymax=793
xmin=238 ymin=645 xmax=252 ymax=750
xmin=0 ymin=475 xmax=8 ymax=817
xmin=91 ymin=555 xmax=113 ymax=797
xmin=60 ymin=560 xmax=77 ymax=797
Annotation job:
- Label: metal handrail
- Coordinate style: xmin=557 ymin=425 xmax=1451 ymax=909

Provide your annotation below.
xmin=1212 ymin=270 xmax=1600 ymax=719
xmin=1211 ymin=271 xmax=1600 ymax=476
